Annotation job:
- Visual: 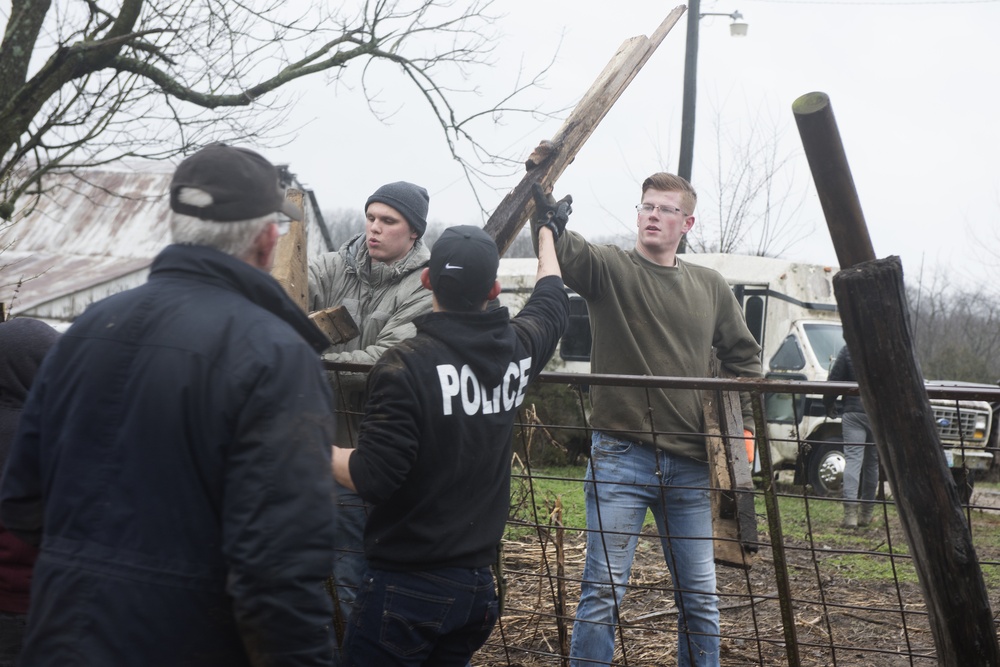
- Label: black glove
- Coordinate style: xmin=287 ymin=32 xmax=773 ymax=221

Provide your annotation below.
xmin=530 ymin=182 xmax=573 ymax=240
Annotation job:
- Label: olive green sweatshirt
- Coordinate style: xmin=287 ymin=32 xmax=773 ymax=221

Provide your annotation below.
xmin=556 ymin=230 xmax=762 ymax=460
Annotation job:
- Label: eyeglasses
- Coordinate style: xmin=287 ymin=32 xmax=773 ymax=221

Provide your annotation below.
xmin=636 ymin=203 xmax=686 ymax=217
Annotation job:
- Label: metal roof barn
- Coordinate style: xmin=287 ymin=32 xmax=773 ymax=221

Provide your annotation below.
xmin=0 ymin=161 xmax=332 ymax=325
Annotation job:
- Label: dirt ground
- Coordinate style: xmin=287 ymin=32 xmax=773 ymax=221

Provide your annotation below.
xmin=474 ymin=505 xmax=1000 ymax=667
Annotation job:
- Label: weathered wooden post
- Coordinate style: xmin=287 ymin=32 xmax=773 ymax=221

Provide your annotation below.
xmin=271 ymin=188 xmax=309 ymax=310
xmin=272 ymin=188 xmax=359 ymax=345
xmin=793 ymin=91 xmax=1000 ymax=666
xmin=703 ymin=362 xmax=757 ymax=569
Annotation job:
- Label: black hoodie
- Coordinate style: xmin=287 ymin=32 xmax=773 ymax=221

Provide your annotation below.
xmin=0 ymin=317 xmax=59 ymax=614
xmin=350 ymin=275 xmax=568 ymax=570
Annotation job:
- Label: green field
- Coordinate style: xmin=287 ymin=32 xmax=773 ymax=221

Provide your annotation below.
xmin=507 ymin=466 xmax=1000 ymax=588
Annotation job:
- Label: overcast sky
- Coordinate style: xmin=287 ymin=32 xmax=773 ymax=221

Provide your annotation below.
xmin=275 ymin=0 xmax=1000 ymax=291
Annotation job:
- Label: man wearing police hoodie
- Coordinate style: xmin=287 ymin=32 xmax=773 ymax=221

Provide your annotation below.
xmin=331 ymin=214 xmax=570 ymax=666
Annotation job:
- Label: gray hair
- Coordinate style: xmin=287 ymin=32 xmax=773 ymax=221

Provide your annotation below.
xmin=170 ymin=187 xmax=276 ymax=259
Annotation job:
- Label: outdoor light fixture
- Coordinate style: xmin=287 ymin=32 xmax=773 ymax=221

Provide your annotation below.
xmin=701 ymin=10 xmax=748 ymax=38
xmin=728 ymin=11 xmax=748 ymax=37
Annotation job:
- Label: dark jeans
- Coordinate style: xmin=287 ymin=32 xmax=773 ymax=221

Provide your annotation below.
xmin=341 ymin=566 xmax=498 ymax=667
xmin=332 ymin=483 xmax=370 ymax=620
xmin=0 ymin=611 xmax=27 ymax=667
xmin=332 ymin=483 xmax=371 ymax=666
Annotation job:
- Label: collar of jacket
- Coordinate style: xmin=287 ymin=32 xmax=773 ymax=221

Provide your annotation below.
xmin=151 ymin=244 xmax=331 ymax=353
xmin=341 ymin=232 xmax=430 ymax=282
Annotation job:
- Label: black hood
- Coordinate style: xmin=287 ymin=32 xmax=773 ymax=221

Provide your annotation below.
xmin=0 ymin=318 xmax=60 ymax=409
xmin=414 ymin=307 xmax=517 ymax=388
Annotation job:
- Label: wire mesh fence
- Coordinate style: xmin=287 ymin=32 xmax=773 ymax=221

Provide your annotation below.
xmin=328 ymin=365 xmax=1000 ymax=666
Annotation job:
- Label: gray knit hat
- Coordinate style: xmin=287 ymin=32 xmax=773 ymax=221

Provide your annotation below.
xmin=365 ymin=182 xmax=429 ymax=238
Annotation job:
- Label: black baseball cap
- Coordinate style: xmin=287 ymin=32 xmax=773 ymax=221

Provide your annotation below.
xmin=428 ymin=225 xmax=499 ymax=310
xmin=170 ymin=143 xmax=302 ymax=222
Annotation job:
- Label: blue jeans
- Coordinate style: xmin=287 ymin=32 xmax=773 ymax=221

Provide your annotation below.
xmin=570 ymin=432 xmax=719 ymax=667
xmin=341 ymin=566 xmax=498 ymax=667
xmin=333 ymin=482 xmax=370 ymax=662
xmin=841 ymin=412 xmax=879 ymax=506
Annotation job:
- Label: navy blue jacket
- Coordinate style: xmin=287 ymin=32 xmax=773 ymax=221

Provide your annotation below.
xmin=349 ymin=275 xmax=568 ymax=570
xmin=0 ymin=244 xmax=337 ymax=666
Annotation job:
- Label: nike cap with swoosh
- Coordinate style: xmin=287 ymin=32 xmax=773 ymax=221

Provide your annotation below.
xmin=428 ymin=225 xmax=499 ymax=311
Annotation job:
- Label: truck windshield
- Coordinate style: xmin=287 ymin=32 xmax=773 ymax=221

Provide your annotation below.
xmin=803 ymin=323 xmax=845 ymax=373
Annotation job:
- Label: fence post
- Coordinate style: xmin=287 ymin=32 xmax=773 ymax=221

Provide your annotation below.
xmin=833 ymin=258 xmax=1000 ymax=665
xmin=751 ymin=390 xmax=802 ymax=667
xmin=793 ymin=91 xmax=1000 ymax=666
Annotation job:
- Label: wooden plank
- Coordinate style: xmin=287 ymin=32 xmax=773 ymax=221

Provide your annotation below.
xmin=271 ymin=188 xmax=308 ymax=311
xmin=482 ymin=6 xmax=687 ymax=254
xmin=704 ymin=360 xmax=757 ymax=569
xmin=309 ymin=305 xmax=360 ymax=346
xmin=704 ymin=389 xmax=744 ymax=568
xmin=720 ymin=383 xmax=757 ymax=551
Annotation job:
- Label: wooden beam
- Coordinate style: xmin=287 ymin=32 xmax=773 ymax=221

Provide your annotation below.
xmin=483 ymin=6 xmax=687 ymax=255
xmin=271 ymin=188 xmax=308 ymax=311
xmin=272 ymin=188 xmax=359 ymax=347
xmin=704 ymin=361 xmax=757 ymax=569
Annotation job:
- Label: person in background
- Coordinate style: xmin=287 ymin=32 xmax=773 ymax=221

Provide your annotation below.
xmin=332 ymin=220 xmax=569 ymax=666
xmin=0 ymin=143 xmax=337 ymax=666
xmin=308 ymin=182 xmax=434 ymax=631
xmin=531 ymin=169 xmax=762 ymax=667
xmin=0 ymin=317 xmax=59 ymax=667
xmin=824 ymin=344 xmax=880 ymax=528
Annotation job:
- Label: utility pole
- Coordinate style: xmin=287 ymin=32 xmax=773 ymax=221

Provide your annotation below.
xmin=678 ymin=0 xmax=701 ymax=188
xmin=677 ymin=2 xmax=746 ymax=253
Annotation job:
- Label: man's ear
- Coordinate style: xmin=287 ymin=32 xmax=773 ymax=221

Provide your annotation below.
xmin=487 ymin=280 xmax=501 ymax=301
xmin=251 ymin=222 xmax=281 ymax=271
xmin=420 ymin=267 xmax=433 ymax=290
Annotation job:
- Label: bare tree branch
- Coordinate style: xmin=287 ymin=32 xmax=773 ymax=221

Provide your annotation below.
xmin=686 ymin=100 xmax=813 ymax=258
xmin=0 ymin=0 xmax=559 ymax=220
xmin=908 ymin=275 xmax=1000 ymax=384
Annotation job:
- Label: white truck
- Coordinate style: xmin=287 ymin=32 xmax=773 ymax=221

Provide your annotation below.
xmin=498 ymin=253 xmax=995 ymax=498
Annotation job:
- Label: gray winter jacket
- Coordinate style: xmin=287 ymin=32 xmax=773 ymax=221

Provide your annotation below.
xmin=308 ymin=233 xmax=432 ymax=365
xmin=308 ymin=233 xmax=432 ymax=445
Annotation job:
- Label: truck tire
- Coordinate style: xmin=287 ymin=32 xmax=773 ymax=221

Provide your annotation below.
xmin=807 ymin=438 xmax=845 ymax=498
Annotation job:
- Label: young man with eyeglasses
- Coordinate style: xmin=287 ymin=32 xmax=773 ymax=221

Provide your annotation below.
xmin=531 ymin=172 xmax=762 ymax=667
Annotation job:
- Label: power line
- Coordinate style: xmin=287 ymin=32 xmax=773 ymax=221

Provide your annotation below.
xmin=740 ymin=0 xmax=998 ymax=6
